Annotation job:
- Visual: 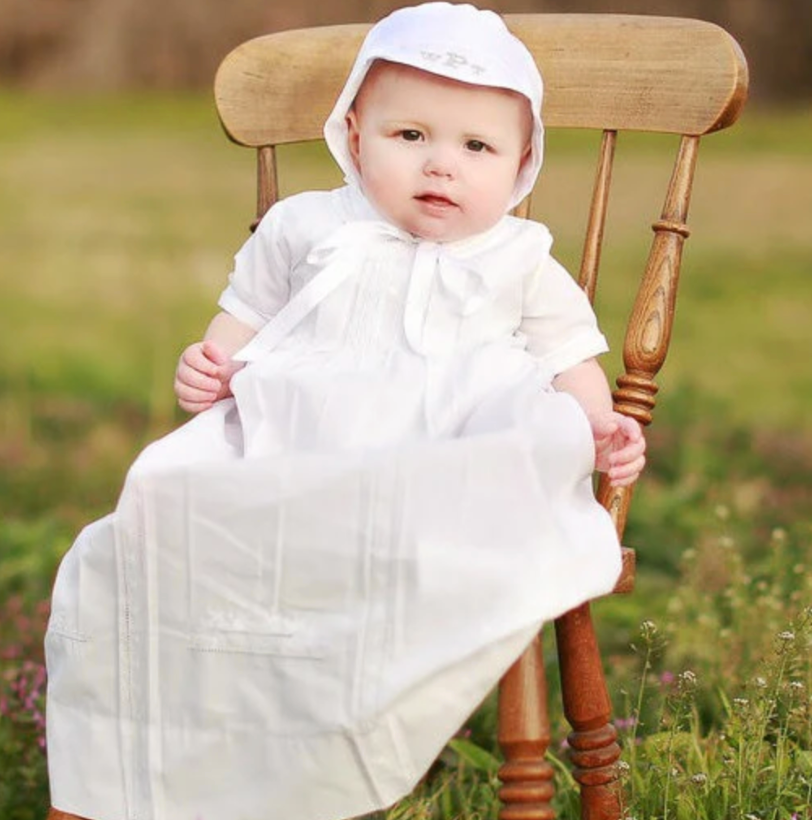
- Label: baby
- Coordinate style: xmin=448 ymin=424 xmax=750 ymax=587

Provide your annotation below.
xmin=175 ymin=31 xmax=644 ymax=487
xmin=45 ymin=5 xmax=645 ymax=820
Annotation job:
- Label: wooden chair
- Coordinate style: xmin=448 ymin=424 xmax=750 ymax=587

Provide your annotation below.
xmin=47 ymin=13 xmax=747 ymax=820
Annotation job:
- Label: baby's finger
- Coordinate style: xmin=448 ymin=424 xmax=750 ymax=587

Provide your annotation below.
xmin=590 ymin=415 xmax=619 ymax=437
xmin=614 ymin=421 xmax=646 ymax=452
xmin=611 ymin=451 xmax=646 ymax=475
xmin=608 ymin=438 xmax=646 ymax=468
xmin=175 ymin=388 xmax=217 ymax=414
xmin=182 ymin=344 xmax=220 ymax=376
xmin=180 ymin=373 xmax=221 ymax=395
xmin=202 ymin=339 xmax=228 ymax=367
xmin=174 ymin=375 xmax=220 ymax=402
xmin=177 ymin=396 xmax=215 ymax=414
xmin=608 ymin=454 xmax=646 ymax=486
xmin=176 ymin=379 xmax=220 ymax=404
xmin=615 ymin=414 xmax=643 ymax=441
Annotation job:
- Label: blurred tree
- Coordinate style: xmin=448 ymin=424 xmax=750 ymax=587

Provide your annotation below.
xmin=0 ymin=0 xmax=808 ymax=100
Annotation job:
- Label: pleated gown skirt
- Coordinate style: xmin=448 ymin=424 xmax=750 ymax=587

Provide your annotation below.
xmin=46 ymin=345 xmax=621 ymax=820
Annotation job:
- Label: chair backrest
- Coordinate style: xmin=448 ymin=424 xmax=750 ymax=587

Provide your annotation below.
xmin=214 ymin=14 xmax=748 ymax=560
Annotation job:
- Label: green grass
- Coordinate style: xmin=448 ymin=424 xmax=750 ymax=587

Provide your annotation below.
xmin=1 ymin=94 xmax=811 ymax=819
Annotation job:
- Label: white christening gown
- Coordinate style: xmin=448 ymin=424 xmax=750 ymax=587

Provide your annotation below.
xmin=45 ymin=185 xmax=622 ymax=820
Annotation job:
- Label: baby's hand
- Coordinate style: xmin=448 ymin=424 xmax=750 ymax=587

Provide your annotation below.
xmin=174 ymin=340 xmax=242 ymax=414
xmin=589 ymin=411 xmax=646 ymax=487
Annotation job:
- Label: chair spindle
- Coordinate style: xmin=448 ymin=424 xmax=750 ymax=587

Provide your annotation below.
xmin=497 ymin=634 xmax=556 ymax=820
xmin=555 ymin=605 xmax=622 ymax=820
xmin=602 ymin=134 xmax=700 ymax=540
xmin=578 ymin=130 xmax=617 ymax=304
xmin=250 ymin=144 xmax=279 ymax=232
xmin=614 ymin=134 xmax=699 ymax=428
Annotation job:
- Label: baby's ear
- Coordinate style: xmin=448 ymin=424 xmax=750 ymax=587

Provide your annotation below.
xmin=520 ymin=139 xmax=533 ymax=168
xmin=346 ymin=108 xmax=361 ymax=170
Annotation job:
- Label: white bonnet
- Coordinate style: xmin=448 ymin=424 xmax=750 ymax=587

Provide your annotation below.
xmin=323 ymin=2 xmax=544 ymax=210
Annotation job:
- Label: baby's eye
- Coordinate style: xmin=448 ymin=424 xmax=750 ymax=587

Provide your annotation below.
xmin=399 ymin=129 xmax=423 ymax=142
xmin=465 ymin=139 xmax=490 ymax=153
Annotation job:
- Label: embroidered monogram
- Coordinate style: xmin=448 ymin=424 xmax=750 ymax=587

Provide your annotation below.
xmin=419 ymin=50 xmax=485 ymax=75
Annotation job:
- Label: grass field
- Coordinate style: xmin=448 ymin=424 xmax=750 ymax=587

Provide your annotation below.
xmin=1 ymin=93 xmax=811 ymax=818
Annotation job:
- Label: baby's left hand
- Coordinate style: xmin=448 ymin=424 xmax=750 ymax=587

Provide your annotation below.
xmin=589 ymin=411 xmax=646 ymax=487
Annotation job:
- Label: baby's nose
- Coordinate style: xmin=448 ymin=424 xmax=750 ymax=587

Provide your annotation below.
xmin=423 ymin=148 xmax=456 ymax=178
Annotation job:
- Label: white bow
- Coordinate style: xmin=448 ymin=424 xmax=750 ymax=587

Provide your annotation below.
xmin=233 ymin=220 xmax=496 ymax=363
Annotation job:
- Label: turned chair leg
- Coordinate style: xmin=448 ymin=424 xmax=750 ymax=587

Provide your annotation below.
xmin=497 ymin=633 xmax=556 ymax=820
xmin=555 ymin=603 xmax=622 ymax=820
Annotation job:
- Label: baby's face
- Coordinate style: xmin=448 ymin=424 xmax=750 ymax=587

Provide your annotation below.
xmin=347 ymin=62 xmax=531 ymax=242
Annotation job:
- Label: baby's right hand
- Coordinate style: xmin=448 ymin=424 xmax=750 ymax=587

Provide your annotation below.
xmin=174 ymin=340 xmax=240 ymax=414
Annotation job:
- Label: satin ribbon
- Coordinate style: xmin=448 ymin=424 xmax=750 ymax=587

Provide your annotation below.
xmin=233 ymin=220 xmax=496 ymax=363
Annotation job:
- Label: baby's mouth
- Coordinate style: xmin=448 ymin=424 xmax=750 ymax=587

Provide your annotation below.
xmin=415 ymin=193 xmax=458 ymax=209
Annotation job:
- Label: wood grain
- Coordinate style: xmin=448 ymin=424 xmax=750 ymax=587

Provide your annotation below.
xmin=215 ymin=14 xmax=748 ymax=147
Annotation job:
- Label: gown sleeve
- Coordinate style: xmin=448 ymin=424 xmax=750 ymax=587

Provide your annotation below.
xmin=519 ymin=252 xmax=609 ymax=377
xmin=217 ymin=199 xmax=294 ymax=330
